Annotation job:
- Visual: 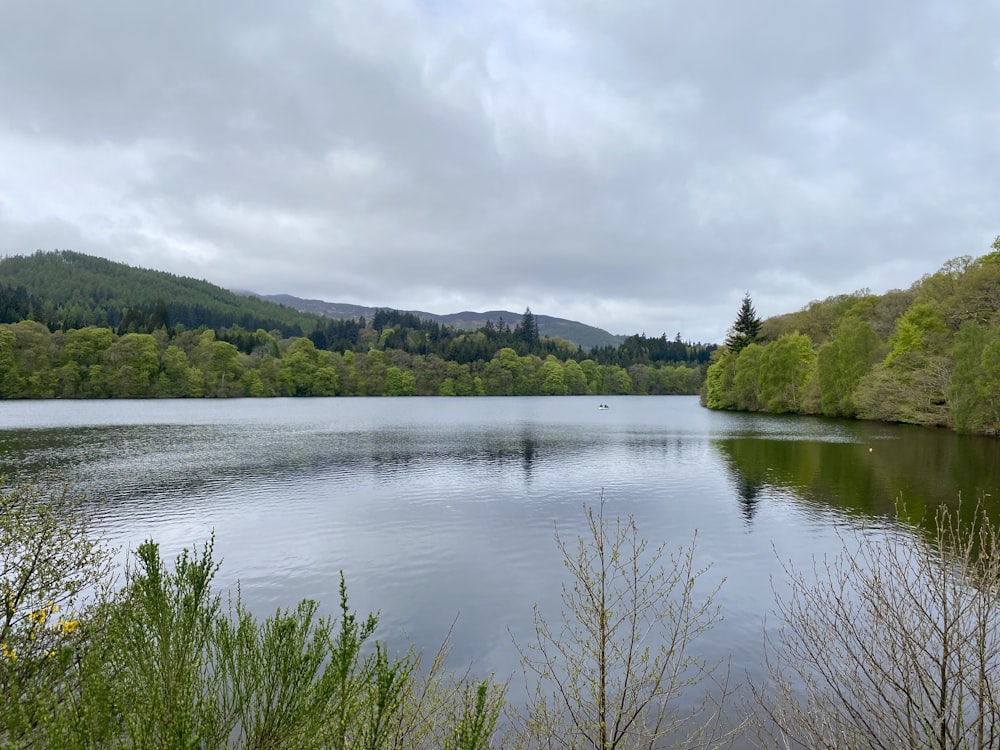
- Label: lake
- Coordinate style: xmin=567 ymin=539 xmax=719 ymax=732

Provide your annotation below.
xmin=3 ymin=395 xmax=999 ymax=742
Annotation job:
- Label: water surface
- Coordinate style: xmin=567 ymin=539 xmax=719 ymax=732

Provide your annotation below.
xmin=3 ymin=395 xmax=997 ymax=738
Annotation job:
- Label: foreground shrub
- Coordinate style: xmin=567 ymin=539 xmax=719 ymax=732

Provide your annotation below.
xmin=0 ymin=483 xmax=505 ymax=750
xmin=754 ymin=502 xmax=1000 ymax=750
xmin=511 ymin=497 xmax=733 ymax=750
xmin=0 ymin=482 xmax=115 ymax=742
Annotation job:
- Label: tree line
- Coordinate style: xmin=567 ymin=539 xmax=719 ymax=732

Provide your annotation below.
xmin=0 ymin=251 xmax=717 ymax=397
xmin=0 ymin=321 xmax=705 ymax=399
xmin=704 ymin=238 xmax=1000 ymax=436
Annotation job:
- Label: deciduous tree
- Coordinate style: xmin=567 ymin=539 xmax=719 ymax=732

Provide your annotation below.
xmin=755 ymin=502 xmax=1000 ymax=750
xmin=513 ymin=499 xmax=731 ymax=749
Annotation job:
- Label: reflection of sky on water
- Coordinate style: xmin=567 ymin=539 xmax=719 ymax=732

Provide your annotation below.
xmin=2 ymin=394 xmax=989 ymax=735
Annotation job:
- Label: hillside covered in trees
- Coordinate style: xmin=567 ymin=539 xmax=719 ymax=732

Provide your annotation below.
xmin=0 ymin=250 xmax=715 ymax=399
xmin=0 ymin=250 xmax=317 ymax=337
xmin=704 ymin=237 xmax=1000 ymax=436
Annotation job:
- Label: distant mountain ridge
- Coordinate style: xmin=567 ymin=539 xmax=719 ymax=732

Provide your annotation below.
xmin=256 ymin=294 xmax=626 ymax=350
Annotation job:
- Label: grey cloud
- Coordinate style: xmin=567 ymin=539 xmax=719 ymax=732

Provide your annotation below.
xmin=1 ymin=0 xmax=998 ymax=343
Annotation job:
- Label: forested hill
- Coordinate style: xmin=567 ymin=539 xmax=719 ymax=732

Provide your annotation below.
xmin=0 ymin=250 xmax=318 ymax=336
xmin=704 ymin=238 xmax=1000 ymax=435
xmin=1 ymin=250 xmax=623 ymax=349
xmin=0 ymin=250 xmax=717 ymax=400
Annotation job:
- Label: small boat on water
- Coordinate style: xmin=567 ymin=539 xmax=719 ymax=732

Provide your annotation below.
xmin=599 ymin=404 xmax=609 ymax=410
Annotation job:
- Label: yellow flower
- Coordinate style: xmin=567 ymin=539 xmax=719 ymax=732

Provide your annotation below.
xmin=0 ymin=643 xmax=16 ymax=660
xmin=59 ymin=619 xmax=79 ymax=635
xmin=45 ymin=649 xmax=57 ymax=659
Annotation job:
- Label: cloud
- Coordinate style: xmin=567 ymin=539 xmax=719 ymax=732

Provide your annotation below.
xmin=1 ymin=0 xmax=998 ymax=343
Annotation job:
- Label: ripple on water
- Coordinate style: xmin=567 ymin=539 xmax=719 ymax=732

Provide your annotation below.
xmin=1 ymin=395 xmax=978 ymax=741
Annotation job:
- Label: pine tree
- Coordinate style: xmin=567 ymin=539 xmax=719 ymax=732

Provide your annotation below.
xmin=517 ymin=307 xmax=539 ymax=346
xmin=725 ymin=293 xmax=762 ymax=353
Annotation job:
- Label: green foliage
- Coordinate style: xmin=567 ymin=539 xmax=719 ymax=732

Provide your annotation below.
xmin=817 ymin=316 xmax=880 ymax=417
xmin=854 ymin=353 xmax=952 ymax=426
xmin=947 ymin=322 xmax=990 ymax=433
xmin=0 ymin=251 xmax=714 ymax=373
xmin=758 ymin=332 xmax=816 ymax=413
xmin=0 ymin=251 xmax=720 ymax=399
xmin=0 ymin=321 xmax=710 ymax=399
xmin=446 ymin=682 xmax=506 ymax=750
xmin=733 ymin=343 xmax=763 ymax=411
xmin=384 ymin=366 xmax=416 ymax=396
xmin=516 ymin=308 xmax=539 ymax=346
xmin=703 ymin=349 xmax=738 ymax=410
xmin=103 ymin=539 xmax=227 ymax=748
xmin=0 ymin=484 xmax=509 ymax=750
xmin=0 ymin=250 xmax=317 ymax=337
xmin=538 ymin=356 xmax=568 ymax=396
xmin=705 ymin=239 xmax=1000 ymax=433
xmin=949 ymin=324 xmax=1000 ymax=435
xmin=886 ymin=303 xmax=948 ymax=364
xmin=759 ymin=292 xmax=868 ymax=346
xmin=724 ymin=293 xmax=762 ymax=353
xmin=215 ymin=597 xmax=340 ymax=749
xmin=0 ymin=483 xmax=115 ymax=742
xmin=856 ymin=304 xmax=951 ymax=425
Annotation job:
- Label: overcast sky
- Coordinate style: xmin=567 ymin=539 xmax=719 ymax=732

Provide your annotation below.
xmin=1 ymin=0 xmax=998 ymax=342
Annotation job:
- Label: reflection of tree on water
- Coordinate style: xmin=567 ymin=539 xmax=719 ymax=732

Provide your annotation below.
xmin=734 ymin=473 xmax=767 ymax=523
xmin=521 ymin=432 xmax=537 ymax=478
xmin=712 ymin=443 xmax=770 ymax=524
xmin=474 ymin=430 xmax=539 ymax=481
xmin=713 ymin=429 xmax=1000 ymax=540
xmin=713 ymin=437 xmax=889 ymax=524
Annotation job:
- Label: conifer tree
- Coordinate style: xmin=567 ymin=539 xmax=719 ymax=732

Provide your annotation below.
xmin=517 ymin=307 xmax=539 ymax=346
xmin=724 ymin=293 xmax=762 ymax=353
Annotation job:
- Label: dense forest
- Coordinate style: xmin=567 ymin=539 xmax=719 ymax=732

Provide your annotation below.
xmin=704 ymin=237 xmax=1000 ymax=436
xmin=0 ymin=250 xmax=714 ymax=398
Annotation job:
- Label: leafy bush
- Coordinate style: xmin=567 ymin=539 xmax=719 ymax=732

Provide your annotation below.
xmin=0 ymin=485 xmax=505 ymax=750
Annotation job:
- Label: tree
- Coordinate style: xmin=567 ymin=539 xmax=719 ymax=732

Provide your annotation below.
xmin=972 ymin=333 xmax=1000 ymax=434
xmin=538 ymin=356 xmax=568 ymax=396
xmin=103 ymin=332 xmax=161 ymax=398
xmin=754 ymin=502 xmax=1000 ymax=749
xmin=948 ymin=322 xmax=990 ymax=433
xmin=733 ymin=343 xmax=763 ymax=411
xmin=855 ymin=305 xmax=952 ymax=426
xmin=0 ymin=484 xmax=115 ymax=740
xmin=513 ymin=498 xmax=731 ymax=749
xmin=885 ymin=304 xmax=947 ymax=365
xmin=384 ymin=365 xmax=416 ymax=396
xmin=0 ymin=326 xmax=18 ymax=396
xmin=758 ymin=332 xmax=816 ymax=413
xmin=563 ymin=359 xmax=590 ymax=395
xmin=703 ymin=349 xmax=738 ymax=410
xmin=724 ymin=294 xmax=762 ymax=353
xmin=282 ymin=337 xmax=321 ymax=396
xmin=517 ymin=308 xmax=540 ymax=347
xmin=817 ymin=316 xmax=880 ymax=417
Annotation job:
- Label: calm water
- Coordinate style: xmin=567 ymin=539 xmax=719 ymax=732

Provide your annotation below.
xmin=3 ymin=395 xmax=999 ymax=736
